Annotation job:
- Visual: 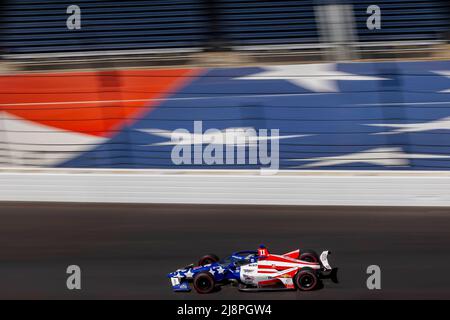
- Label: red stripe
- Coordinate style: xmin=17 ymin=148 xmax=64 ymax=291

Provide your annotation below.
xmin=283 ymin=249 xmax=300 ymax=258
xmin=258 ymin=265 xmax=291 ymax=270
xmin=259 ymin=279 xmax=279 ymax=286
xmin=265 ymin=254 xmax=319 ymax=265
xmin=0 ymin=68 xmax=199 ymax=137
xmin=258 ymin=265 xmax=276 ymax=269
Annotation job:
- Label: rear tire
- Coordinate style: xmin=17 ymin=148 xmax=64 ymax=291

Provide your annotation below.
xmin=198 ymin=254 xmax=220 ymax=266
xmin=193 ymin=272 xmax=216 ymax=294
xmin=294 ymin=269 xmax=319 ymax=291
xmin=299 ymin=249 xmax=319 ymax=263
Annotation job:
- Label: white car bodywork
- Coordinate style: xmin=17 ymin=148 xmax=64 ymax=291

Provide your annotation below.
xmin=240 ymin=250 xmax=331 ymax=288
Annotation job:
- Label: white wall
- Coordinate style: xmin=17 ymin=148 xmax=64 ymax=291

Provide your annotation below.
xmin=1 ymin=169 xmax=449 ymax=206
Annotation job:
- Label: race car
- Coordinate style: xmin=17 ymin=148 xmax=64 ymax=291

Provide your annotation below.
xmin=167 ymin=250 xmax=258 ymax=293
xmin=167 ymin=245 xmax=337 ymax=293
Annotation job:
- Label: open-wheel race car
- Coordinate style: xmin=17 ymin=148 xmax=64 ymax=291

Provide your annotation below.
xmin=167 ymin=245 xmax=338 ymax=293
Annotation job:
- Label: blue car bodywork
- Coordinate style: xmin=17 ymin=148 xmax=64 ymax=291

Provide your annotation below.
xmin=167 ymin=251 xmax=258 ymax=292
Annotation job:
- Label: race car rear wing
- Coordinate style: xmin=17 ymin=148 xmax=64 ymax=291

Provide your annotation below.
xmin=320 ymin=251 xmax=332 ymax=271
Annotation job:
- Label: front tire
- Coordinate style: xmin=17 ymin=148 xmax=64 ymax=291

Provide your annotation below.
xmin=294 ymin=269 xmax=319 ymax=291
xmin=193 ymin=272 xmax=216 ymax=294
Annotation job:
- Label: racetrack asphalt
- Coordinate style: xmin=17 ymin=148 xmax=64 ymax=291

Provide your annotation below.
xmin=1 ymin=202 xmax=450 ymax=299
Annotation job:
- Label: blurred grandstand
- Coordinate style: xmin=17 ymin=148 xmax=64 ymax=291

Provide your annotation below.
xmin=0 ymin=0 xmax=449 ymax=70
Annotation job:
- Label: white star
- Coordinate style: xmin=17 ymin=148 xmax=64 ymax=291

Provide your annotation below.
xmin=434 ymin=71 xmax=450 ymax=93
xmin=209 ymin=269 xmax=215 ymax=275
xmin=288 ymin=147 xmax=450 ymax=168
xmin=236 ymin=63 xmax=386 ymax=92
xmin=184 ymin=270 xmax=194 ymax=279
xmin=216 ymin=266 xmax=225 ymax=274
xmin=368 ymin=116 xmax=450 ymax=134
xmin=139 ymin=127 xmax=307 ymax=146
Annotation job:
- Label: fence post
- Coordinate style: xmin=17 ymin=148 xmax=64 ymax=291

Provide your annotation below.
xmin=315 ymin=1 xmax=358 ymax=61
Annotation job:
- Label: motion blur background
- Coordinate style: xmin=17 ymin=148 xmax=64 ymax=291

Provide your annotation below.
xmin=0 ymin=0 xmax=450 ymax=172
xmin=1 ymin=0 xmax=450 ymax=299
xmin=1 ymin=0 xmax=450 ymax=203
